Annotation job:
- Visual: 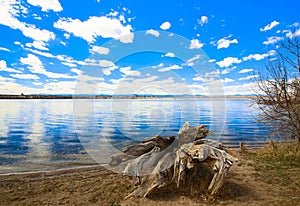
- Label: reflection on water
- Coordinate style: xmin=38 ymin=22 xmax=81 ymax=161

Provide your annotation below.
xmin=0 ymin=99 xmax=269 ymax=174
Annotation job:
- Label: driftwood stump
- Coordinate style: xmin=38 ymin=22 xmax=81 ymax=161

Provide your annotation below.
xmin=109 ymin=122 xmax=237 ymax=200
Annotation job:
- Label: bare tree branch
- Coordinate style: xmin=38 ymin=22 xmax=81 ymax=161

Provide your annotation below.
xmin=254 ymin=36 xmax=300 ymax=143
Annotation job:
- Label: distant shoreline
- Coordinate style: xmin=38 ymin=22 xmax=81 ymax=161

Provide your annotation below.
xmin=0 ymin=94 xmax=256 ymax=100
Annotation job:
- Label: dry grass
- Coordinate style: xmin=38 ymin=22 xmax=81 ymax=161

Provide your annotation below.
xmin=247 ymin=143 xmax=300 ymax=186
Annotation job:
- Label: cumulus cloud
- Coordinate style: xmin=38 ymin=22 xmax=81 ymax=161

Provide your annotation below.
xmin=90 ymin=46 xmax=110 ymax=55
xmin=10 ymin=73 xmax=40 ymax=80
xmin=27 ymin=0 xmax=63 ymax=12
xmin=243 ymin=50 xmax=275 ymax=61
xmin=102 ymin=66 xmax=118 ymax=76
xmin=214 ymin=35 xmax=238 ymax=49
xmin=223 ymin=78 xmax=235 ymax=83
xmin=98 ymin=60 xmax=115 ymax=67
xmin=20 ymin=54 xmax=76 ymax=79
xmin=221 ymin=82 xmax=258 ymax=95
xmin=193 ymin=70 xmax=220 ymax=83
xmin=216 ymin=57 xmax=241 ymax=68
xmin=61 ymin=62 xmax=77 ymax=68
xmin=158 ymin=65 xmax=182 ymax=72
xmin=163 ymin=52 xmax=175 ymax=58
xmin=198 ymin=16 xmax=208 ymax=26
xmin=239 ymin=68 xmax=253 ymax=73
xmin=185 ymin=54 xmax=201 ymax=66
xmin=283 ymin=29 xmax=300 ymax=39
xmin=263 ymin=36 xmax=283 ymax=45
xmin=0 ymin=60 xmax=21 ymax=73
xmin=146 ymin=29 xmax=160 ymax=37
xmin=152 ymin=63 xmax=164 ymax=69
xmin=54 ymin=16 xmax=134 ymax=43
xmin=160 ymin=21 xmax=171 ymax=30
xmin=0 ymin=76 xmax=15 ymax=82
xmin=239 ymin=75 xmax=259 ymax=81
xmin=0 ymin=1 xmax=55 ymax=42
xmin=70 ymin=68 xmax=82 ymax=75
xmin=221 ymin=66 xmax=236 ymax=74
xmin=260 ymin=20 xmax=280 ymax=32
xmin=25 ymin=41 xmax=49 ymax=51
xmin=189 ymin=39 xmax=203 ymax=49
xmin=120 ymin=66 xmax=141 ymax=76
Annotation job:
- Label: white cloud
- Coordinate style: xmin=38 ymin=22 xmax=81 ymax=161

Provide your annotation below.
xmin=32 ymin=13 xmax=42 ymax=20
xmin=294 ymin=29 xmax=300 ymax=37
xmin=102 ymin=66 xmax=118 ymax=76
xmin=189 ymin=39 xmax=203 ymax=49
xmin=221 ymin=82 xmax=257 ymax=95
xmin=0 ymin=1 xmax=55 ymax=42
xmin=239 ymin=68 xmax=253 ymax=74
xmin=223 ymin=78 xmax=235 ymax=83
xmin=70 ymin=68 xmax=81 ymax=75
xmin=25 ymin=41 xmax=49 ymax=50
xmin=26 ymin=48 xmax=55 ymax=58
xmin=42 ymin=81 xmax=76 ymax=94
xmin=22 ymin=24 xmax=56 ymax=42
xmin=0 ymin=80 xmax=76 ymax=95
xmin=198 ymin=16 xmax=208 ymax=26
xmin=27 ymin=0 xmax=63 ymax=12
xmin=152 ymin=63 xmax=164 ymax=69
xmin=120 ymin=66 xmax=141 ymax=76
xmin=185 ymin=54 xmax=201 ymax=66
xmin=208 ymin=59 xmax=216 ymax=63
xmin=163 ymin=52 xmax=175 ymax=58
xmin=54 ymin=16 xmax=134 ymax=43
xmin=260 ymin=20 xmax=280 ymax=32
xmin=64 ymin=33 xmax=70 ymax=39
xmin=61 ymin=62 xmax=77 ymax=68
xmin=193 ymin=70 xmax=221 ymax=83
xmin=99 ymin=60 xmax=115 ymax=67
xmin=10 ymin=73 xmax=40 ymax=80
xmin=158 ymin=65 xmax=182 ymax=72
xmin=243 ymin=50 xmax=275 ymax=61
xmin=160 ymin=21 xmax=171 ymax=30
xmin=291 ymin=22 xmax=299 ymax=27
xmin=221 ymin=66 xmax=236 ymax=74
xmin=0 ymin=60 xmax=21 ymax=73
xmin=216 ymin=57 xmax=241 ymax=68
xmin=215 ymin=35 xmax=238 ymax=49
xmin=0 ymin=76 xmax=15 ymax=82
xmin=33 ymin=82 xmax=43 ymax=86
xmin=0 ymin=47 xmax=10 ymax=52
xmin=239 ymin=75 xmax=259 ymax=81
xmin=90 ymin=46 xmax=110 ymax=55
xmin=284 ymin=29 xmax=300 ymax=38
xmin=146 ymin=29 xmax=160 ymax=37
xmin=263 ymin=36 xmax=283 ymax=45
xmin=20 ymin=54 xmax=76 ymax=79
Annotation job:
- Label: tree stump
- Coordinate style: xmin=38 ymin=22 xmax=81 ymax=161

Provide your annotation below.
xmin=109 ymin=122 xmax=237 ymax=200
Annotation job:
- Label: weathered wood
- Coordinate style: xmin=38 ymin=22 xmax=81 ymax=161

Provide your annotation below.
xmin=109 ymin=122 xmax=237 ymax=200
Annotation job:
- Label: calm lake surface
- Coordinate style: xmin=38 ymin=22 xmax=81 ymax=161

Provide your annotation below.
xmin=0 ymin=98 xmax=270 ymax=174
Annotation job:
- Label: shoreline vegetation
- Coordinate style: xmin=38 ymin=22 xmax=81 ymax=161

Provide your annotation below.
xmin=0 ymin=145 xmax=299 ymax=206
xmin=0 ymin=94 xmax=256 ymax=99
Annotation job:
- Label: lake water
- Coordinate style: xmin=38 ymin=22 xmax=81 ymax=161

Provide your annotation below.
xmin=0 ymin=98 xmax=270 ymax=174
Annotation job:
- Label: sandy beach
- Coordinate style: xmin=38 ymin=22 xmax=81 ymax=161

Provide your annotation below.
xmin=0 ymin=149 xmax=299 ymax=206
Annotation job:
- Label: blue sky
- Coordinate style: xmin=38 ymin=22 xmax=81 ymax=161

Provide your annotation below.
xmin=0 ymin=0 xmax=299 ymax=95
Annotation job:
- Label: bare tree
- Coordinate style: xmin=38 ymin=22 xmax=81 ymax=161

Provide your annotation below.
xmin=255 ymin=36 xmax=300 ymax=144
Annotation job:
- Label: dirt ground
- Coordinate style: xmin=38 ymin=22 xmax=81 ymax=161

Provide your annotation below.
xmin=0 ymin=149 xmax=299 ymax=206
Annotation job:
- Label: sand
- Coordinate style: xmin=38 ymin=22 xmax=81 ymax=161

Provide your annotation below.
xmin=0 ymin=149 xmax=299 ymax=206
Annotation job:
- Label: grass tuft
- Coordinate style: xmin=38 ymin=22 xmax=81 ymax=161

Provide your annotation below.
xmin=247 ymin=143 xmax=300 ymax=186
